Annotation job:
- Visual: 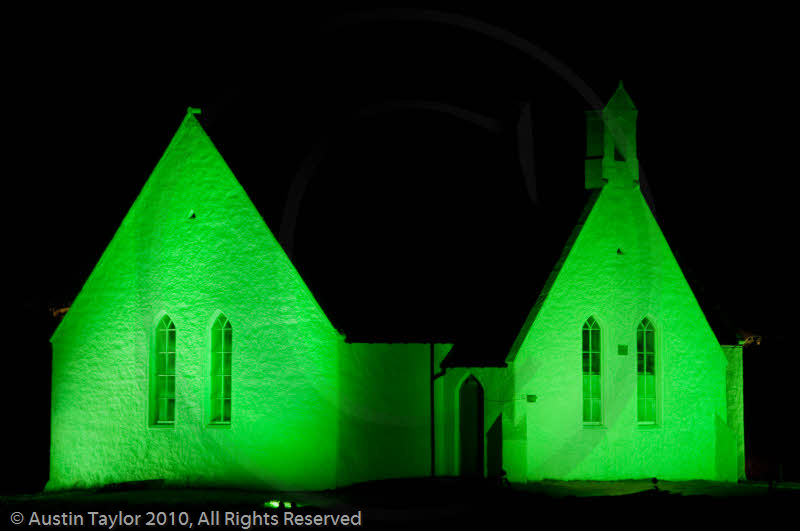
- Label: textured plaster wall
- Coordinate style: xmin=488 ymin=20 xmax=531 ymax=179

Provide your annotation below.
xmin=48 ymin=113 xmax=342 ymax=492
xmin=337 ymin=342 xmax=432 ymax=486
xmin=510 ymin=183 xmax=734 ymax=481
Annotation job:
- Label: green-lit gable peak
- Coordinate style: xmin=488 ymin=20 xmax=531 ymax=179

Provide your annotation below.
xmin=585 ymin=81 xmax=639 ymax=190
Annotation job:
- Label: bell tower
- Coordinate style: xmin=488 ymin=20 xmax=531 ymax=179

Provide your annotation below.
xmin=585 ymin=81 xmax=639 ymax=189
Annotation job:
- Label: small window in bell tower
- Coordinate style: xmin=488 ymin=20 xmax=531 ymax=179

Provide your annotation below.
xmin=614 ymin=146 xmax=626 ymax=162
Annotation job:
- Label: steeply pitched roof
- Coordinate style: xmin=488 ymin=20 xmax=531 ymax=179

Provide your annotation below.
xmin=52 ymin=109 xmax=338 ymax=344
xmin=439 ymin=83 xmax=738 ymax=367
xmin=129 ymin=102 xmax=738 ymax=362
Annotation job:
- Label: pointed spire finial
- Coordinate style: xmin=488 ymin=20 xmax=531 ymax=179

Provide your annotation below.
xmin=605 ymin=82 xmax=636 ymax=111
xmin=187 ymin=107 xmax=202 ymax=115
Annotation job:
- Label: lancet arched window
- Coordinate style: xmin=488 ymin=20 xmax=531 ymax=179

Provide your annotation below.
xmin=637 ymin=318 xmax=656 ymax=424
xmin=151 ymin=314 xmax=176 ymax=425
xmin=582 ymin=316 xmax=601 ymax=424
xmin=210 ymin=314 xmax=232 ymax=424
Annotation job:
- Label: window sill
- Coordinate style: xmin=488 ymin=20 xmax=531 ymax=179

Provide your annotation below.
xmin=582 ymin=423 xmax=607 ymax=429
xmin=206 ymin=422 xmax=231 ymax=429
xmin=149 ymin=423 xmax=174 ymax=429
xmin=637 ymin=423 xmax=660 ymax=430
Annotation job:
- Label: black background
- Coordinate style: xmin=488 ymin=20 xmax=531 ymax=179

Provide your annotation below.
xmin=6 ymin=7 xmax=796 ymax=492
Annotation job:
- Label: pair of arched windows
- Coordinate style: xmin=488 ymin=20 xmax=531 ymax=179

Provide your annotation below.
xmin=149 ymin=313 xmax=232 ymax=426
xmin=581 ymin=317 xmax=656 ymax=425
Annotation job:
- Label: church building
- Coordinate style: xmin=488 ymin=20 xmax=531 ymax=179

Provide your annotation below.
xmin=46 ymin=84 xmax=744 ymax=491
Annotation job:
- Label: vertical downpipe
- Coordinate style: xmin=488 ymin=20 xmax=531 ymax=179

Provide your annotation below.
xmin=430 ymin=342 xmax=435 ymax=477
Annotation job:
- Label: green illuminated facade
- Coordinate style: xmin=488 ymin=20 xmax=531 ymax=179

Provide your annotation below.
xmin=435 ymin=84 xmax=743 ymax=483
xmin=48 ymin=86 xmax=744 ymax=492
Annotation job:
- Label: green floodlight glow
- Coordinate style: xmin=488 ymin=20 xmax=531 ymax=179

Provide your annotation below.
xmin=48 ymin=110 xmax=344 ymax=491
xmin=503 ymin=82 xmax=743 ymax=482
xmin=47 ymin=108 xmax=447 ymax=493
xmin=46 ymin=86 xmax=743 ymax=494
xmin=267 ymin=501 xmax=280 ymax=509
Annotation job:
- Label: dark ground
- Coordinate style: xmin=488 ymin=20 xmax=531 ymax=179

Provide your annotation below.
xmin=2 ymin=478 xmax=798 ymax=529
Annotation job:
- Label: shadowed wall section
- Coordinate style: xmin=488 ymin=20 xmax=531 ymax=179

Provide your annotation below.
xmin=459 ymin=376 xmax=484 ymax=477
xmin=337 ymin=342 xmax=432 ymax=486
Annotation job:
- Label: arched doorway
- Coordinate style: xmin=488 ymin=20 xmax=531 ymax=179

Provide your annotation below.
xmin=459 ymin=375 xmax=484 ymax=477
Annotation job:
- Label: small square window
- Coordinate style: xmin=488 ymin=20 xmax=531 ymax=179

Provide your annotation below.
xmin=618 ymin=345 xmax=628 ymax=356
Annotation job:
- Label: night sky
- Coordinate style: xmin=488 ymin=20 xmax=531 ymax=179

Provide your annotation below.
xmin=6 ymin=8 xmax=796 ymax=491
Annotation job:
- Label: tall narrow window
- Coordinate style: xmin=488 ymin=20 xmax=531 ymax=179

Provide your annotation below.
xmin=152 ymin=314 xmax=176 ymax=425
xmin=210 ymin=314 xmax=232 ymax=424
xmin=637 ymin=318 xmax=656 ymax=423
xmin=582 ymin=316 xmax=601 ymax=424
